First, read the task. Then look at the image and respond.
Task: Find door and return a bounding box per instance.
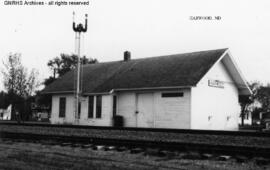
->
[136,93,154,127]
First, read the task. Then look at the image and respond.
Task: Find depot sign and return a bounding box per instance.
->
[208,79,224,88]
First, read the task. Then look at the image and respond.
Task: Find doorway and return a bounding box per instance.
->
[136,93,154,128]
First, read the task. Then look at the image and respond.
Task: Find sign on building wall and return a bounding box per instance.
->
[208,79,224,88]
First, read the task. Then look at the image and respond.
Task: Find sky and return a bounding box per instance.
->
[0,0,270,91]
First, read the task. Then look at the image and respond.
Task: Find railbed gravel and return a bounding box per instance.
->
[0,125,270,148]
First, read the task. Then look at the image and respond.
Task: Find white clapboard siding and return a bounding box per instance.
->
[79,95,113,126]
[137,93,154,127]
[51,94,113,126]
[191,59,240,130]
[117,90,191,129]
[117,92,137,127]
[51,94,75,124]
[154,90,191,129]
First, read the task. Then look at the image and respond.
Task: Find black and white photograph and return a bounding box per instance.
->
[0,0,270,169]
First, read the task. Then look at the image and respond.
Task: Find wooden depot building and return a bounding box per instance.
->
[42,48,251,130]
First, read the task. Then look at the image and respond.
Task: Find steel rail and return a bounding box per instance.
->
[1,131,270,158]
[0,121,269,137]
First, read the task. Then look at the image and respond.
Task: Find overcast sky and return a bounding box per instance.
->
[0,0,270,91]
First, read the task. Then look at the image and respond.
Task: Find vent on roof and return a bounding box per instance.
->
[124,51,131,61]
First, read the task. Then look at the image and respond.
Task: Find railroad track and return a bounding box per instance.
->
[1,130,270,159]
[0,121,269,137]
[1,121,270,159]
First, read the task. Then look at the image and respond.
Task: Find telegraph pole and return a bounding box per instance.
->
[72,12,88,123]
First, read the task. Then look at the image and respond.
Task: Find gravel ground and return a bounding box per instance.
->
[0,125,270,148]
[0,138,269,170]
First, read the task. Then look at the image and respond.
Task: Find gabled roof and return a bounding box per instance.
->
[212,50,252,95]
[43,48,248,94]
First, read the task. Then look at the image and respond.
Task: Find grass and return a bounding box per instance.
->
[0,139,269,170]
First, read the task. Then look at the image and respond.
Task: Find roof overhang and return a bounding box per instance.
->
[223,50,252,95]
[42,86,194,96]
[110,86,193,93]
[198,49,252,95]
[40,91,75,95]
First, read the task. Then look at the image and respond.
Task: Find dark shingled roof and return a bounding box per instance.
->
[42,48,227,94]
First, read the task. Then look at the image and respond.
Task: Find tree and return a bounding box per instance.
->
[47,54,98,78]
[2,53,40,97]
[239,81,270,125]
[26,69,40,96]
[239,95,253,126]
[1,53,40,120]
[44,54,97,86]
[255,84,270,112]
[239,81,261,126]
[40,54,98,109]
[252,107,263,123]
[2,53,21,96]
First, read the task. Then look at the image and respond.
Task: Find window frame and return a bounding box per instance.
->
[78,102,81,119]
[96,95,102,119]
[88,96,94,118]
[113,95,117,117]
[59,97,66,118]
[161,92,184,98]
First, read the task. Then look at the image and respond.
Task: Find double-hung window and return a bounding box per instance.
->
[88,95,102,119]
[96,95,102,118]
[59,97,66,118]
[88,96,94,118]
[113,95,117,117]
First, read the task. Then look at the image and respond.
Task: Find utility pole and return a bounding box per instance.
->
[72,12,88,123]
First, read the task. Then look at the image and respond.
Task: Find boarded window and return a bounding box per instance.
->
[96,95,102,118]
[113,95,117,117]
[88,96,94,118]
[162,92,184,98]
[59,97,66,118]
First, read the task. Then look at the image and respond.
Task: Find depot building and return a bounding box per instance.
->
[42,48,251,130]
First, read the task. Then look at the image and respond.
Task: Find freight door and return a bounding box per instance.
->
[136,93,154,128]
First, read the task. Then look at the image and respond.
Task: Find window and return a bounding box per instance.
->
[162,92,184,98]
[88,95,102,119]
[113,95,117,117]
[59,97,66,118]
[78,102,81,119]
[88,96,94,118]
[96,95,102,118]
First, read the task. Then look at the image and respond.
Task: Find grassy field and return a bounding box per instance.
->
[0,138,269,170]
